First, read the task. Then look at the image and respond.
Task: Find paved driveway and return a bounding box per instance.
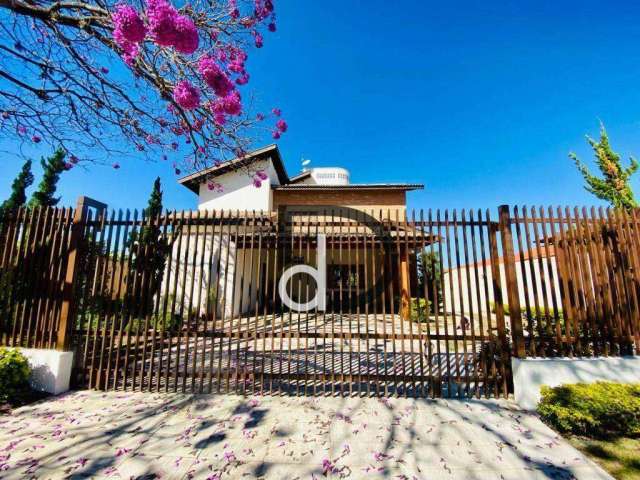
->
[0,391,610,479]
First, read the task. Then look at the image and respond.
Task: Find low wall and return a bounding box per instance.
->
[512,356,640,410]
[18,349,74,395]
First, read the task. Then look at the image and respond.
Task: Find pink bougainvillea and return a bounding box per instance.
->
[173,80,200,110]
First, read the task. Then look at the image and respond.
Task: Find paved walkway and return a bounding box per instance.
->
[0,391,611,479]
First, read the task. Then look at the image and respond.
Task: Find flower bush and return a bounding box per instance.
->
[0,347,31,403]
[538,382,640,438]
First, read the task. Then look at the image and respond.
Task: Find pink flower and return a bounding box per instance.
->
[146,0,198,53]
[256,170,268,180]
[113,4,146,43]
[256,113,265,121]
[198,56,234,97]
[69,155,79,164]
[276,119,287,132]
[17,125,26,135]
[272,130,280,139]
[229,0,239,19]
[31,135,41,143]
[272,107,281,116]
[254,31,263,48]
[268,22,276,32]
[235,73,249,85]
[214,90,242,115]
[100,67,109,74]
[252,178,262,188]
[173,80,200,110]
[147,0,179,46]
[172,15,199,54]
[64,162,73,170]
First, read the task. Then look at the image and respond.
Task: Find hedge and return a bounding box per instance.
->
[538,382,640,439]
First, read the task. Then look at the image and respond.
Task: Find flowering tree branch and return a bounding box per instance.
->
[0,0,287,182]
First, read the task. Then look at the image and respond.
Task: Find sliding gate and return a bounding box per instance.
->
[65,207,512,398]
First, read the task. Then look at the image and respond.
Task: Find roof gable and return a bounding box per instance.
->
[178,144,288,193]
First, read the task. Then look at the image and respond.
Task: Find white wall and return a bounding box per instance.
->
[197,159,279,212]
[160,232,261,319]
[512,356,640,410]
[17,348,73,395]
[442,256,562,314]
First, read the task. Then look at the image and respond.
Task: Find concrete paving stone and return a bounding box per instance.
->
[0,391,613,480]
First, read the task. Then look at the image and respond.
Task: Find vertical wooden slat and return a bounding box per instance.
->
[486,210,508,397]
[461,210,479,397]
[109,209,133,390]
[98,210,123,389]
[452,209,468,397]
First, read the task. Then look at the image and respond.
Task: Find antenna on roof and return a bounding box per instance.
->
[301,157,311,172]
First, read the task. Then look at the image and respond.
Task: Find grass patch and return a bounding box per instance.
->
[569,436,640,480]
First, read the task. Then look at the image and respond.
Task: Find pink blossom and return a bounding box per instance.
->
[211,92,241,117]
[100,67,109,74]
[31,135,41,143]
[69,155,79,164]
[254,31,263,48]
[147,0,198,53]
[17,125,26,135]
[113,4,146,43]
[272,130,280,139]
[268,22,276,32]
[147,0,179,47]
[276,119,287,132]
[256,113,265,121]
[272,107,281,116]
[235,73,249,85]
[64,162,73,170]
[252,178,262,188]
[172,15,199,54]
[198,56,234,97]
[229,0,239,19]
[256,170,268,180]
[173,80,200,110]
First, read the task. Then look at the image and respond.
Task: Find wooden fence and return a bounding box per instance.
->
[0,201,638,398]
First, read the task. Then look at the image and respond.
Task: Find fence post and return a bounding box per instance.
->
[56,196,107,351]
[498,205,526,358]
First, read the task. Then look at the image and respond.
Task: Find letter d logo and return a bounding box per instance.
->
[279,234,326,312]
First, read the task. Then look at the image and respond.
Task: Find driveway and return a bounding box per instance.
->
[0,391,610,479]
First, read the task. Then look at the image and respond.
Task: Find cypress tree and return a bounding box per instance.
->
[1,160,34,211]
[129,177,168,319]
[28,148,67,208]
[570,124,638,210]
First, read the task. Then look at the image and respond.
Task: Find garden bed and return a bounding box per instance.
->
[537,381,640,480]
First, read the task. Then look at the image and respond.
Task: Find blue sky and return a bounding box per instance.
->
[2,0,640,212]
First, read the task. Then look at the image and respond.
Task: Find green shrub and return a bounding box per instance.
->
[0,348,31,402]
[538,382,640,439]
[410,297,431,322]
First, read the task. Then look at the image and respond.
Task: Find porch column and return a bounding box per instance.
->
[400,247,411,320]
